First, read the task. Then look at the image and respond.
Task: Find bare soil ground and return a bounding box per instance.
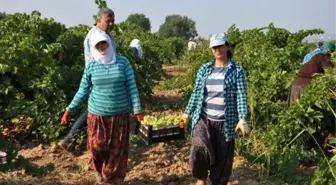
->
[0,142,260,185]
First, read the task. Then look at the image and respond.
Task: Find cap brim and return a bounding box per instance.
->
[209,40,226,48]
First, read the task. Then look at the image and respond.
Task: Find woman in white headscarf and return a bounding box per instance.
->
[130,39,143,58]
[61,31,144,184]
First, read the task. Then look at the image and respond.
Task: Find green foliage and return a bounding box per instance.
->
[158,14,198,40]
[0,11,175,143]
[126,13,151,31]
[232,25,323,127]
[56,25,91,100]
[225,24,242,50]
[164,37,187,60]
[0,11,69,143]
[0,139,54,177]
[238,25,332,182]
[92,0,108,21]
[95,0,107,8]
[113,22,168,97]
[0,11,66,44]
[239,46,334,183]
[0,12,7,19]
[311,158,336,185]
[310,103,336,184]
[179,40,212,89]
[157,77,187,91]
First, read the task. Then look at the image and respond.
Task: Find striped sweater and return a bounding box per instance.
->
[66,56,142,116]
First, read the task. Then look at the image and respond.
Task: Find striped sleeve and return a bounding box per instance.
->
[66,68,92,113]
[236,66,248,120]
[124,58,142,114]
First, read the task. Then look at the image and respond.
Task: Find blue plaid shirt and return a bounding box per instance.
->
[185,60,248,141]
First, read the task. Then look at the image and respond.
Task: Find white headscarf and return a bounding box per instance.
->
[130,39,143,58]
[90,31,116,65]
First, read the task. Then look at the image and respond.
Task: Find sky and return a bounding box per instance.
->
[1,0,335,38]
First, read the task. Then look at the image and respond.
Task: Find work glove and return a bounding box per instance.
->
[235,119,250,137]
[61,111,71,126]
[179,114,189,128]
[135,113,144,123]
[311,73,322,77]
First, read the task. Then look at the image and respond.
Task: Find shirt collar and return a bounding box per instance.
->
[93,26,104,32]
[93,26,112,36]
[207,59,233,69]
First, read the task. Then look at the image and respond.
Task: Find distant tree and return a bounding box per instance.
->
[95,0,107,8]
[158,14,198,40]
[125,13,151,31]
[93,0,108,21]
[0,12,7,20]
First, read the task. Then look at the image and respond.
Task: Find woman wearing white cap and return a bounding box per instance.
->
[61,31,144,184]
[180,33,249,185]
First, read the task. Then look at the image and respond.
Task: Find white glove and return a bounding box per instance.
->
[235,119,250,137]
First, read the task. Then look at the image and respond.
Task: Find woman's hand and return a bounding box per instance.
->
[179,114,189,128]
[235,119,250,137]
[61,111,71,126]
[311,73,322,77]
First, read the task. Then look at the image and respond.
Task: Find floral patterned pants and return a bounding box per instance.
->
[87,112,130,185]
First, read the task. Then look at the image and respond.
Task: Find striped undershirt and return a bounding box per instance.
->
[201,66,229,121]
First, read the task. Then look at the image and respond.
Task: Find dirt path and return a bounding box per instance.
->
[0,142,260,185]
[0,65,260,185]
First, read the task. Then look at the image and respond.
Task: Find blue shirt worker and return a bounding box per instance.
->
[180,33,249,185]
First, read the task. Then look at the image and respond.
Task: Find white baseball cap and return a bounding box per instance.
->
[209,33,228,48]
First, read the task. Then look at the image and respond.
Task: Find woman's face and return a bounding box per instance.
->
[95,41,109,54]
[211,45,228,60]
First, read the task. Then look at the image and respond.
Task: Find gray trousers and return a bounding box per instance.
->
[287,84,304,107]
[190,116,235,185]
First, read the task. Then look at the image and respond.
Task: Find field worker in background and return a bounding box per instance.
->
[180,33,249,185]
[130,39,143,58]
[61,31,144,184]
[58,8,118,150]
[188,38,197,50]
[302,41,333,64]
[288,41,335,106]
